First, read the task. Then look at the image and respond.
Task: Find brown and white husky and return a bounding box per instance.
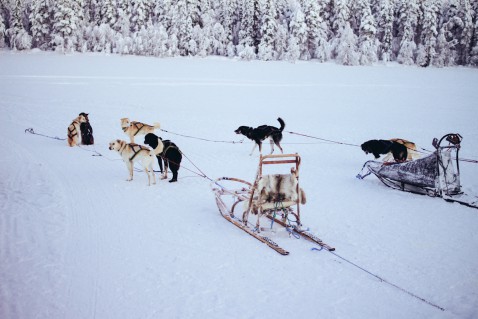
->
[67,114,87,147]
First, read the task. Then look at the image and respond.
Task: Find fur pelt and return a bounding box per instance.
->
[257,171,306,205]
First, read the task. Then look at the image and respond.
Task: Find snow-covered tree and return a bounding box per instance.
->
[29,0,52,49]
[416,0,440,67]
[440,0,473,65]
[332,0,350,35]
[287,1,308,61]
[86,0,101,25]
[197,1,215,57]
[130,0,152,32]
[169,0,194,55]
[151,23,169,57]
[217,0,236,57]
[258,0,278,60]
[115,8,131,37]
[377,0,393,62]
[6,0,31,50]
[52,0,83,52]
[100,0,117,28]
[396,0,420,65]
[156,0,172,31]
[457,0,474,64]
[274,23,288,59]
[331,0,357,62]
[114,0,131,32]
[470,16,478,65]
[211,22,227,55]
[238,0,256,59]
[434,27,456,67]
[357,0,378,65]
[302,0,329,61]
[0,11,5,48]
[336,23,359,65]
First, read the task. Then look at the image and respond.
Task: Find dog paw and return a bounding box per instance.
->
[161,176,167,180]
[169,179,177,183]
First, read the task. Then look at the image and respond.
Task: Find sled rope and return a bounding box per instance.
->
[160,128,244,144]
[25,128,66,141]
[312,248,445,312]
[78,145,104,157]
[24,127,478,167]
[157,127,478,163]
[286,131,361,147]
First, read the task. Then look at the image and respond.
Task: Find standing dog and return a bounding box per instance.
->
[234,117,285,155]
[121,118,160,143]
[361,139,409,162]
[109,139,156,186]
[67,114,87,147]
[79,112,94,145]
[144,133,182,183]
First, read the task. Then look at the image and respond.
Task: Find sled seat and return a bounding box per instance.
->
[253,171,306,210]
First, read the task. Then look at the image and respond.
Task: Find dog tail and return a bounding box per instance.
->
[153,122,161,129]
[277,117,285,131]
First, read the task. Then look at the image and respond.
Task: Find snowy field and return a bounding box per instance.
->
[1,50,478,319]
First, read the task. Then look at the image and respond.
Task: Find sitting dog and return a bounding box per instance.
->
[361,139,409,162]
[144,133,182,183]
[234,117,285,155]
[109,139,156,186]
[67,113,87,147]
[121,118,160,143]
[79,112,94,145]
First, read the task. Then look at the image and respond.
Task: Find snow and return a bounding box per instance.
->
[1,50,478,319]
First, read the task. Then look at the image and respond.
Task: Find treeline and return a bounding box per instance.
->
[1,0,478,67]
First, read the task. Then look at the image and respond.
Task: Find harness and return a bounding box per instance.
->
[126,143,149,161]
[159,141,180,157]
[162,144,179,156]
[123,122,152,136]
[68,120,79,138]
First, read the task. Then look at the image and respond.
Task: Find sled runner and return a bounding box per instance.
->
[357,133,478,209]
[211,153,334,255]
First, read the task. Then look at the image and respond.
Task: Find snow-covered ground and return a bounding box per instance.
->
[1,50,477,319]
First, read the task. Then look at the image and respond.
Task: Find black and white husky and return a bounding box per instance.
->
[234,117,285,155]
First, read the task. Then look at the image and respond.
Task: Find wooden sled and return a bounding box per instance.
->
[212,154,334,255]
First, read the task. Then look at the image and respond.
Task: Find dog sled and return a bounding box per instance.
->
[357,133,478,209]
[211,153,334,255]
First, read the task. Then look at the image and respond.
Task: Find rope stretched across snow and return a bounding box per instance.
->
[25,126,478,165]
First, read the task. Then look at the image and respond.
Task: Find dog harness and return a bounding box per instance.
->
[68,120,80,138]
[159,141,181,158]
[123,122,153,136]
[128,143,149,161]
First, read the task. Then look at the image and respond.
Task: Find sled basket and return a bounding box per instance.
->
[357,133,477,209]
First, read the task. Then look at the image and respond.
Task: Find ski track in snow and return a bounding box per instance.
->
[1,51,477,319]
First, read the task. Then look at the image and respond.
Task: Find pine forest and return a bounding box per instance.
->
[1,0,478,67]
